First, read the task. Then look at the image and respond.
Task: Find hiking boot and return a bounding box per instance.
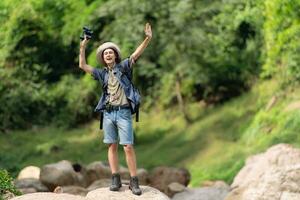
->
[129,176,142,195]
[109,173,122,191]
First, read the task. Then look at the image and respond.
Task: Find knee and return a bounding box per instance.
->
[123,145,134,154]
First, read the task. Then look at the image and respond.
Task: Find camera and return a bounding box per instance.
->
[80,26,93,40]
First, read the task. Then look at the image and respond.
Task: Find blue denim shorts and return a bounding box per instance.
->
[103,108,133,145]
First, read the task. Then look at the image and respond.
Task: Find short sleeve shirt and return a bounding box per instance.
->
[91,57,135,107]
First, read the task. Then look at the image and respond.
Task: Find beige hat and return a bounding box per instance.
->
[96,42,121,65]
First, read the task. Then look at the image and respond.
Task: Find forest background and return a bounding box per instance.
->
[1,0,300,188]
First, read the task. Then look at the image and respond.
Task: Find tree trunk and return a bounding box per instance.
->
[175,74,192,123]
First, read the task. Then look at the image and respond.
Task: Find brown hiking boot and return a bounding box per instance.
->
[109,173,122,191]
[129,176,142,195]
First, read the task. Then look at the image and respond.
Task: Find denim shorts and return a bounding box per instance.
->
[102,108,133,145]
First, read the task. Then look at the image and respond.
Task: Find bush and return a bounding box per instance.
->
[49,74,99,128]
[0,169,21,199]
[0,68,50,130]
[0,71,99,130]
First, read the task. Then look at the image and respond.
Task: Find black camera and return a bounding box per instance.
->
[80,26,93,40]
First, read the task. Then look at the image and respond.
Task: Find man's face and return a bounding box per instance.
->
[103,48,116,65]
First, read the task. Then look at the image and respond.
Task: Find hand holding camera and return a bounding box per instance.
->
[80,26,93,40]
[80,26,93,48]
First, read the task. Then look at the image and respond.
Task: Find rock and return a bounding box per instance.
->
[136,168,150,185]
[3,191,15,200]
[87,186,170,200]
[18,188,37,194]
[201,180,230,190]
[166,182,185,197]
[172,187,230,200]
[87,179,111,191]
[40,160,88,191]
[213,181,230,190]
[10,186,170,200]
[10,193,86,200]
[17,166,40,180]
[86,161,111,185]
[53,186,63,193]
[60,185,88,196]
[149,166,190,194]
[226,143,300,200]
[73,163,89,188]
[281,192,300,200]
[14,178,49,193]
[86,162,149,185]
[227,165,300,200]
[119,165,130,180]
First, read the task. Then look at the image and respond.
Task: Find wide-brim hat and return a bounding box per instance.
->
[96,42,121,65]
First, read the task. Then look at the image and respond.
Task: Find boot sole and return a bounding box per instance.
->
[110,184,122,191]
[129,186,142,195]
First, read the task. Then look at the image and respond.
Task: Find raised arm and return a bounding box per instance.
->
[79,37,94,74]
[130,23,152,64]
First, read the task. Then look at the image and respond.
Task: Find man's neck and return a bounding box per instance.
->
[107,62,115,70]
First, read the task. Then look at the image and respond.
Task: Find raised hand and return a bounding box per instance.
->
[145,23,152,39]
[80,36,89,48]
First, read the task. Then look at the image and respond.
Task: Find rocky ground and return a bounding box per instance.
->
[4,143,300,200]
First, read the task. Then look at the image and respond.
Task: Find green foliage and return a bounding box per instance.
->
[262,0,300,84]
[0,169,21,199]
[242,86,300,150]
[0,71,98,129]
[49,74,98,127]
[0,0,297,131]
[0,0,102,130]
[156,0,263,105]
[0,68,50,130]
[88,0,264,106]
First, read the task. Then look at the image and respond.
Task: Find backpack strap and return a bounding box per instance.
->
[135,105,139,122]
[100,112,104,130]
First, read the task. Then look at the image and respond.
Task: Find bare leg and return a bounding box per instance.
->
[123,144,137,176]
[108,143,119,173]
[124,144,142,195]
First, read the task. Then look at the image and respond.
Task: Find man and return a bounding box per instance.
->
[79,23,152,195]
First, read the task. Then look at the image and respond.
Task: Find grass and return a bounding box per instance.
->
[0,123,107,177]
[1,79,300,187]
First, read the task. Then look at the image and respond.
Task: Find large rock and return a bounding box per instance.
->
[119,165,130,180]
[86,162,149,185]
[60,185,89,196]
[226,143,300,200]
[10,186,170,200]
[166,182,186,197]
[172,187,230,200]
[136,168,150,185]
[87,179,111,191]
[40,160,88,191]
[14,178,49,193]
[10,193,85,200]
[17,188,37,194]
[86,161,111,185]
[87,186,170,200]
[149,166,190,194]
[17,166,40,180]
